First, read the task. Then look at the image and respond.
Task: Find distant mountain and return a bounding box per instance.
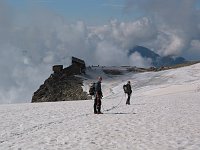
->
[128,46,186,67]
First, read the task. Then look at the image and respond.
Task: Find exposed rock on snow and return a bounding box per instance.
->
[32,75,89,103]
[32,57,89,103]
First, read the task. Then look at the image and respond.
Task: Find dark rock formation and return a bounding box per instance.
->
[31,57,89,103]
[32,74,89,103]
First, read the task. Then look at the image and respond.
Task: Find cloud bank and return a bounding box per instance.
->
[0,0,200,104]
[125,0,200,58]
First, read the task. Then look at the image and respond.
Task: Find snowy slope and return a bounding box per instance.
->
[1,64,200,150]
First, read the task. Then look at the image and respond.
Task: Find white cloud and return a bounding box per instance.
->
[184,40,200,60]
[191,40,200,49]
[91,18,157,50]
[129,52,152,68]
[125,0,200,57]
[95,41,128,66]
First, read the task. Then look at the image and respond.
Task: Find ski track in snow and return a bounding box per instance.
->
[1,64,200,149]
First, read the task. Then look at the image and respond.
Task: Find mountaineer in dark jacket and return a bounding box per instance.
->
[94,76,103,114]
[126,81,132,105]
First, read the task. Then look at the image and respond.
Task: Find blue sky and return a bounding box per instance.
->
[7,0,142,25]
[6,0,200,25]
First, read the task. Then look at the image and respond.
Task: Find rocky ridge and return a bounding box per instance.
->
[32,74,89,103]
[32,57,89,103]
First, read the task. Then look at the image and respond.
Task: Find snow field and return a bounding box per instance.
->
[1,64,200,149]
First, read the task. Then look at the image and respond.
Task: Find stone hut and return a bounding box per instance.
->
[51,57,86,77]
[62,57,86,76]
[71,56,86,74]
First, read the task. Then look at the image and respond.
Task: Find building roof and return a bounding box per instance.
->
[72,56,85,65]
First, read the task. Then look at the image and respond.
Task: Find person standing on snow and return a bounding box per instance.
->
[94,76,103,114]
[125,81,132,105]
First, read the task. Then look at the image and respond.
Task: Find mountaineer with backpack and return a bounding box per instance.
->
[89,76,103,114]
[123,81,132,105]
[94,76,103,114]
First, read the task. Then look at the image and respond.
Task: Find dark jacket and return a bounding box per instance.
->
[126,83,132,95]
[95,81,102,96]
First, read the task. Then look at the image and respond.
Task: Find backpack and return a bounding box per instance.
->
[89,83,95,95]
[123,84,128,94]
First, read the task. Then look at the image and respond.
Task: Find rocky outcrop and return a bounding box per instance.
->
[32,74,89,103]
[32,57,89,103]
